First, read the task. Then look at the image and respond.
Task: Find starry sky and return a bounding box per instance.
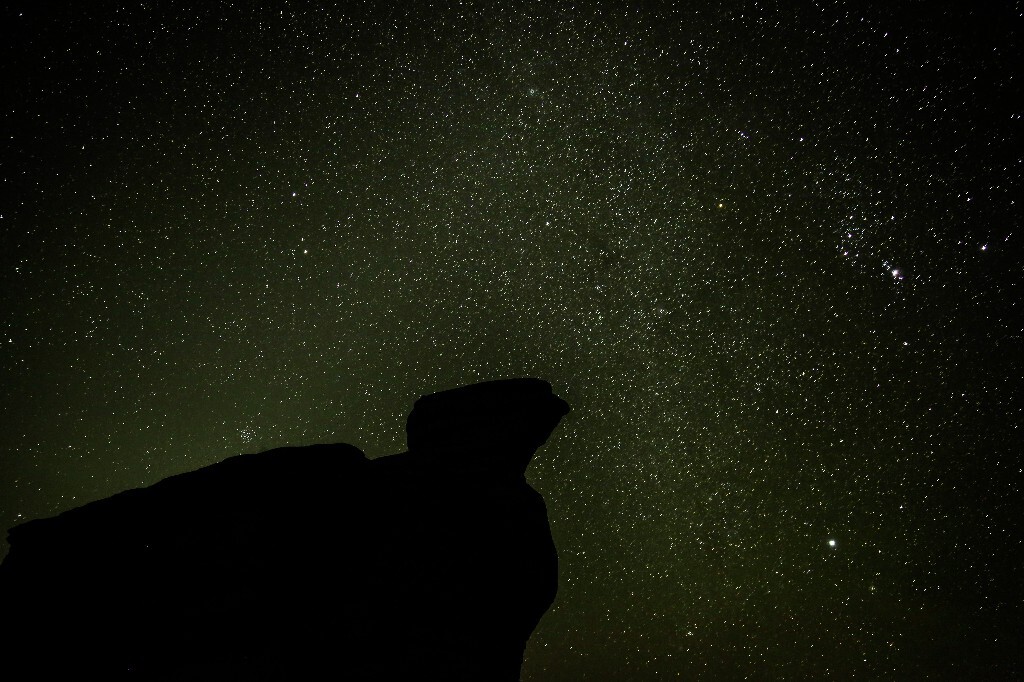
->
[1,1,1020,678]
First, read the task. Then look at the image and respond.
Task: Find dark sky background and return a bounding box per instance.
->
[1,1,1020,678]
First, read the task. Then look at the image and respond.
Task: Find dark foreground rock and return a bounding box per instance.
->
[0,378,569,681]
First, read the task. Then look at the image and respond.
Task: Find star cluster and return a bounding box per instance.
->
[1,2,1019,678]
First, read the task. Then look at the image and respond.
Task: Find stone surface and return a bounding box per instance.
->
[0,379,569,681]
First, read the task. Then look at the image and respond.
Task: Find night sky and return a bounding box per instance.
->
[1,1,1020,679]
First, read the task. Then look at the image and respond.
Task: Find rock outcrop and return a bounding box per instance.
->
[0,378,569,681]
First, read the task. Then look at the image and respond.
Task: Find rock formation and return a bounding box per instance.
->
[0,378,570,681]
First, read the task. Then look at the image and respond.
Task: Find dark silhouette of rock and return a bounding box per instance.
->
[0,378,570,681]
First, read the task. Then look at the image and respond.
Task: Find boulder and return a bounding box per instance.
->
[0,378,569,681]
